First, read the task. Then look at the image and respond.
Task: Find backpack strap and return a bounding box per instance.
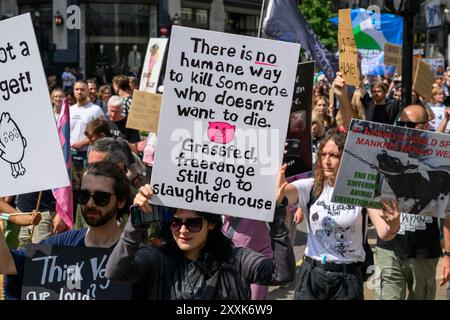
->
[304,184,317,234]
[361,207,368,243]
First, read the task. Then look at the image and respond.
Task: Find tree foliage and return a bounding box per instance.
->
[299,0,338,52]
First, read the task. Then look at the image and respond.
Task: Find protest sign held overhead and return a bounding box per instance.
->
[0,14,70,197]
[284,61,314,180]
[384,42,402,74]
[413,59,434,99]
[139,38,168,93]
[126,90,162,132]
[332,119,450,219]
[338,9,360,87]
[150,26,300,222]
[22,245,132,300]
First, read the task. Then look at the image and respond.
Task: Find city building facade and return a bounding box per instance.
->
[0,0,262,82]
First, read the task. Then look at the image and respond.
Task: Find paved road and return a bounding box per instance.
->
[268,218,448,300]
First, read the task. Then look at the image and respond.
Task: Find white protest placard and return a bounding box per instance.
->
[332,119,450,219]
[0,14,70,197]
[150,26,300,222]
[139,38,168,93]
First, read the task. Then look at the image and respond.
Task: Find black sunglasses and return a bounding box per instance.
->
[397,120,428,128]
[76,189,115,207]
[170,217,204,233]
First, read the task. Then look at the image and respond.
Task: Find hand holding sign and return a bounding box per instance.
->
[333,72,348,99]
[379,199,401,232]
[276,164,288,204]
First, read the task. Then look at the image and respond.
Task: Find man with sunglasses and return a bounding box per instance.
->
[74,137,141,231]
[0,162,132,299]
[375,104,450,300]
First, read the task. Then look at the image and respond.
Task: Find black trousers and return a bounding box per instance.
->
[293,258,364,300]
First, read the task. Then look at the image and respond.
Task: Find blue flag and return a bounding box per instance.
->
[263,0,338,81]
[329,9,403,49]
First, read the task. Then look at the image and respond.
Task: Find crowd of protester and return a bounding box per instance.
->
[0,61,449,301]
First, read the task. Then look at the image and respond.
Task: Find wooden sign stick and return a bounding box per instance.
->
[29,191,43,242]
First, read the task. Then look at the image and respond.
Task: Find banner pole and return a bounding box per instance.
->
[29,191,42,242]
[257,0,267,38]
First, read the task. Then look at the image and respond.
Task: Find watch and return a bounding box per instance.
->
[444,251,450,257]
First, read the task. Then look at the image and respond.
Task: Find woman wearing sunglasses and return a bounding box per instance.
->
[106,167,296,300]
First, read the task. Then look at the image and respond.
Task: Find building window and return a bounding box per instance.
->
[86,4,150,37]
[226,12,259,36]
[84,3,157,84]
[19,4,53,72]
[181,7,209,29]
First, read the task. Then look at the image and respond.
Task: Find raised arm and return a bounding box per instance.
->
[367,199,401,241]
[277,164,299,205]
[333,72,357,129]
[106,184,158,283]
[436,108,450,133]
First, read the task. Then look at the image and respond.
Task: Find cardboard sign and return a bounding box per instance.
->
[422,57,445,76]
[331,119,450,219]
[139,38,168,93]
[150,26,300,222]
[413,59,434,99]
[384,42,402,74]
[338,9,360,87]
[126,90,162,132]
[0,14,70,197]
[22,245,132,300]
[284,61,314,180]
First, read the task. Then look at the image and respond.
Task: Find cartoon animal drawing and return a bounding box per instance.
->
[207,121,235,144]
[376,150,450,214]
[0,112,27,178]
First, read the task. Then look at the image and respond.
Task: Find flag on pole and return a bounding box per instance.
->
[329,9,403,50]
[263,0,338,81]
[52,98,74,229]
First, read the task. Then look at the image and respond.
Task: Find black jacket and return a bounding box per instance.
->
[360,92,402,125]
[106,204,295,300]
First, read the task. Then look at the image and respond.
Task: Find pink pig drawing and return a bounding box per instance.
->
[207,121,236,144]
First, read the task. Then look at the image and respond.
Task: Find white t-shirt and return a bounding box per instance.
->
[429,105,450,132]
[70,102,105,150]
[62,71,76,87]
[292,178,365,264]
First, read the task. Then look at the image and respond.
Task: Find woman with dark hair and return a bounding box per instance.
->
[282,129,401,300]
[106,169,296,300]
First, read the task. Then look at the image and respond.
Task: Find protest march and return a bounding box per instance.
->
[1,0,450,304]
